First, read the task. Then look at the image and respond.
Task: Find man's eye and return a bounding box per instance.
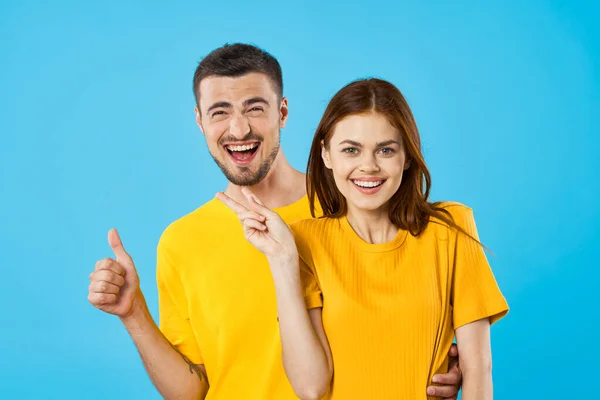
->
[248,107,263,113]
[212,111,225,117]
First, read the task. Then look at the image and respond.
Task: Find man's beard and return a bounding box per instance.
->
[211,131,281,186]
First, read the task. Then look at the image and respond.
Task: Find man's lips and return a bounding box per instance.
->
[224,142,261,165]
[224,141,260,152]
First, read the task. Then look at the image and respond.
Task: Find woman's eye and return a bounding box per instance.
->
[343,148,358,154]
[379,147,395,155]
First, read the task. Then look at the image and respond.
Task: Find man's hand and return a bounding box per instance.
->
[88,229,142,318]
[426,343,462,399]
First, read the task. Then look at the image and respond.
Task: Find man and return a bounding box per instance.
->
[88,43,462,399]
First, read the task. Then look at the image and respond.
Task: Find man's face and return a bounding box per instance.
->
[195,73,288,186]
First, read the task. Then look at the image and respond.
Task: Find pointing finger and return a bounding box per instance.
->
[216,192,249,214]
[238,211,266,223]
[241,188,273,216]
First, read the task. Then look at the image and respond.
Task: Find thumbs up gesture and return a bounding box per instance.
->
[88,229,142,318]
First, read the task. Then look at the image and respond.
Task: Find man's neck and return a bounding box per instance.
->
[224,151,306,210]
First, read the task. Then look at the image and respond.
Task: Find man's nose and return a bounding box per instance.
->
[229,114,251,139]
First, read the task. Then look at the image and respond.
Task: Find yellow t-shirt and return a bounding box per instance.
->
[157,195,314,400]
[291,203,509,400]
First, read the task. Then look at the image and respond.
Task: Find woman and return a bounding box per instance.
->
[217,78,508,399]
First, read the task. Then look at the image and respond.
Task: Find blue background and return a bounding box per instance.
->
[1,0,598,398]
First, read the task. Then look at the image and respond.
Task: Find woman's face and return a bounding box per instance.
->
[322,112,410,215]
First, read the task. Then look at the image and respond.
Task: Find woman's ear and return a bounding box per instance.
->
[321,140,332,169]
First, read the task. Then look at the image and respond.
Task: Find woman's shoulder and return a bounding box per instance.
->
[289,217,341,265]
[290,216,341,239]
[423,201,479,240]
[430,201,474,224]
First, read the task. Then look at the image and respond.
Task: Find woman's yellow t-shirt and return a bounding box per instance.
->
[290,203,509,399]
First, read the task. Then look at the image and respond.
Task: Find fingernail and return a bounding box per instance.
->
[432,376,440,383]
[427,387,435,395]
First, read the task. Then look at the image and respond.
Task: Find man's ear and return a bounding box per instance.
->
[194,106,204,135]
[279,97,289,129]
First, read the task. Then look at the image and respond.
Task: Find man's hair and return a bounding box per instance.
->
[192,43,283,108]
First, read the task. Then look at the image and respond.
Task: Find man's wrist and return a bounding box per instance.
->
[119,292,153,334]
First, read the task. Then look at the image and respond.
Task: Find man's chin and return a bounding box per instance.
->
[221,164,266,186]
[211,146,277,187]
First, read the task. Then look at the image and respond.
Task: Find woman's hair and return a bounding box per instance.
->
[307,78,473,238]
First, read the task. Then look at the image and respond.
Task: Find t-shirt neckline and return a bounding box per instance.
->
[340,215,409,253]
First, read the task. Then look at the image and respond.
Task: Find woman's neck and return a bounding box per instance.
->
[345,206,399,244]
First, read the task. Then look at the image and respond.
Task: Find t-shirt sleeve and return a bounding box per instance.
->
[291,222,323,309]
[156,231,204,364]
[299,256,323,309]
[450,206,509,329]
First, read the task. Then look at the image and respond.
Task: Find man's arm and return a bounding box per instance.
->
[88,229,209,400]
[121,299,209,400]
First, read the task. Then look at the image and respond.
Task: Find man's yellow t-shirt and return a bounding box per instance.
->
[291,203,509,400]
[156,195,313,400]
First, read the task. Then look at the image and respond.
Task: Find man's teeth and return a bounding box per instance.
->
[353,180,383,188]
[227,143,259,152]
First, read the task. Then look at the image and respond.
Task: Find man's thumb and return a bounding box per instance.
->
[108,228,133,265]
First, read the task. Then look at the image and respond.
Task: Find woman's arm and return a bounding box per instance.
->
[216,188,333,400]
[454,318,493,400]
[269,253,333,400]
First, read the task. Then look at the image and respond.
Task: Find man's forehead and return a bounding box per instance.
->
[199,73,276,105]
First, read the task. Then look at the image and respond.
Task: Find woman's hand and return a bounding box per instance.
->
[216,187,297,260]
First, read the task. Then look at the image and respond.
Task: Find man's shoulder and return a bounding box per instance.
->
[159,198,228,247]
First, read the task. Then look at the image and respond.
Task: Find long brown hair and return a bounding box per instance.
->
[307,78,473,239]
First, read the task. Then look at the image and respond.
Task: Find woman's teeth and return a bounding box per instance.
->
[352,180,384,188]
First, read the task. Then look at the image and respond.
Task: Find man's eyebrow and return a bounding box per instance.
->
[243,97,269,108]
[206,101,233,114]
